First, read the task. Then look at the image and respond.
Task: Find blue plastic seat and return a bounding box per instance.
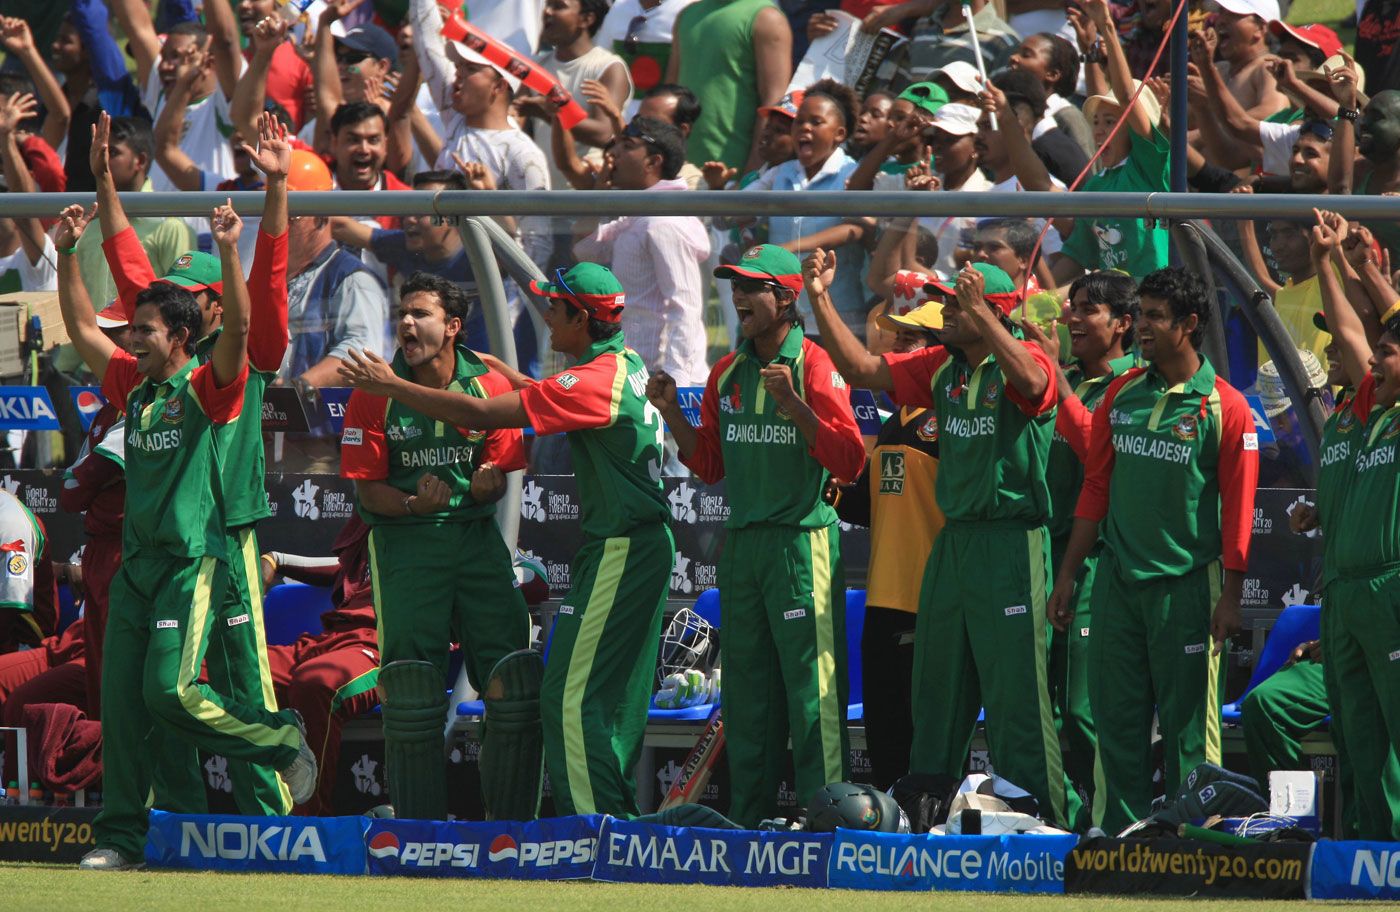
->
[1222,603,1321,724]
[262,582,332,647]
[846,589,865,722]
[56,583,80,635]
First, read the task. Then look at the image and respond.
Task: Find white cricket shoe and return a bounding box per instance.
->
[279,709,319,805]
[79,848,143,870]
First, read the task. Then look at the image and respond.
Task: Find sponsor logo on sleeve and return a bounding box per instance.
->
[155,619,179,630]
[341,427,363,446]
[1004,605,1027,617]
[5,552,27,578]
[1242,433,1258,451]
[1184,643,1206,655]
[556,373,580,390]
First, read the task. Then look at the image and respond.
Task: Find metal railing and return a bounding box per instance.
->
[1,190,1398,219]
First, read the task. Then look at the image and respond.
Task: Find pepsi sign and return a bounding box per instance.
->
[364,816,601,880]
[69,387,106,431]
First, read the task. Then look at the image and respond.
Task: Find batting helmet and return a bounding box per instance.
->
[805,782,910,834]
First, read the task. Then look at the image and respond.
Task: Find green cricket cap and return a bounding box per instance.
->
[529,262,627,322]
[713,243,804,292]
[898,82,949,117]
[160,251,224,294]
[924,263,1021,315]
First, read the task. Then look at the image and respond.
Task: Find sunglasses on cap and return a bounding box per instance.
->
[623,14,646,53]
[620,119,662,151]
[1299,119,1334,141]
[336,49,372,67]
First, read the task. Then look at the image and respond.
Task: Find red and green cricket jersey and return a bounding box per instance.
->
[339,348,525,525]
[682,329,865,530]
[102,351,248,560]
[1075,358,1259,580]
[104,227,290,528]
[1328,375,1400,577]
[884,342,1059,525]
[518,333,669,540]
[1315,388,1356,590]
[1048,355,1140,540]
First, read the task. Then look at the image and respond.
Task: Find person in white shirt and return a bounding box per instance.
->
[520,0,633,194]
[574,117,710,386]
[918,102,993,278]
[410,0,552,268]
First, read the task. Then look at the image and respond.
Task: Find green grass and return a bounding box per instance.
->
[0,865,1350,912]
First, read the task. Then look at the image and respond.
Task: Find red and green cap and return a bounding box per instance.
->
[529,262,627,322]
[923,263,1021,315]
[713,244,804,293]
[1313,310,1329,333]
[160,251,224,295]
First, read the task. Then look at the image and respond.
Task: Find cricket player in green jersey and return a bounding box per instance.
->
[1024,271,1139,819]
[647,244,866,827]
[1052,267,1258,836]
[340,272,530,821]
[94,112,298,816]
[806,250,1079,830]
[58,201,314,870]
[339,262,672,819]
[1301,210,1400,839]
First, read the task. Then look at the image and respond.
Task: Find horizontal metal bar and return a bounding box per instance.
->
[1,190,1397,219]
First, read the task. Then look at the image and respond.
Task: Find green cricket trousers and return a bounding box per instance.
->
[910,521,1077,830]
[721,523,848,828]
[541,523,673,817]
[1088,552,1227,835]
[95,554,302,861]
[1323,569,1400,840]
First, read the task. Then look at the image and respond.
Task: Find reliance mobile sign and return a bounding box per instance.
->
[829,830,1077,893]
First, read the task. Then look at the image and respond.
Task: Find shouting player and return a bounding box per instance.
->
[647,244,865,827]
[805,249,1079,830]
[339,262,672,819]
[59,198,314,871]
[340,272,530,821]
[1051,267,1258,835]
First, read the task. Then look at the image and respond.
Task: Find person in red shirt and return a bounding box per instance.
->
[236,0,316,130]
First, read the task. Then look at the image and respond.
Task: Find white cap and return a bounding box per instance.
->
[1083,79,1162,127]
[933,61,984,96]
[448,40,523,93]
[929,102,982,137]
[1212,0,1281,21]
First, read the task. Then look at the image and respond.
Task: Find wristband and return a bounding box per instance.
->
[1336,107,1359,122]
[58,245,77,255]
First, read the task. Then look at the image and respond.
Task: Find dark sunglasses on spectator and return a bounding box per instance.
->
[623,15,646,53]
[336,49,372,66]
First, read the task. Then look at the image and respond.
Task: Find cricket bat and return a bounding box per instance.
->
[658,705,725,810]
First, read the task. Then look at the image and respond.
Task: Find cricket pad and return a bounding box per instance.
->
[378,660,448,821]
[480,649,544,821]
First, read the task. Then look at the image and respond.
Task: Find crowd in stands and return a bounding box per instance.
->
[0,0,1398,836]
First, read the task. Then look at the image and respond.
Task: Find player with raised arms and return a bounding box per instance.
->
[58,195,315,870]
[338,262,672,819]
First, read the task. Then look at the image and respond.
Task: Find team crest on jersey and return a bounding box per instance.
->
[6,551,27,577]
[464,429,487,444]
[1337,409,1358,433]
[1172,414,1199,442]
[162,399,185,425]
[719,383,742,415]
[944,380,964,403]
[916,415,939,441]
[555,373,580,390]
[981,381,1002,407]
